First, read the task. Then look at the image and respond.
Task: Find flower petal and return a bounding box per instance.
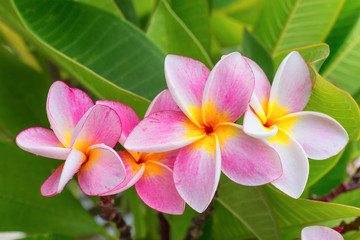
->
[102,151,145,195]
[267,51,312,120]
[16,127,70,159]
[141,150,179,169]
[124,111,205,153]
[145,89,181,117]
[203,52,254,126]
[47,81,94,147]
[41,149,86,196]
[245,57,271,122]
[165,55,210,126]
[135,161,185,214]
[275,111,349,160]
[78,144,126,195]
[70,105,122,152]
[96,100,140,145]
[243,108,278,139]
[269,129,309,198]
[301,226,344,240]
[173,134,221,212]
[216,123,282,185]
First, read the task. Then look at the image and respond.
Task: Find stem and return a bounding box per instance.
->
[97,195,132,240]
[184,191,218,240]
[338,217,360,234]
[158,212,170,240]
[310,168,360,202]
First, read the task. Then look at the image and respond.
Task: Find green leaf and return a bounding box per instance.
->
[213,176,281,240]
[305,69,360,141]
[242,28,274,80]
[21,234,77,240]
[321,17,360,95]
[0,142,105,235]
[0,45,51,138]
[113,0,140,26]
[165,207,197,240]
[75,0,124,19]
[334,188,360,208]
[12,0,169,115]
[264,186,360,232]
[146,0,212,67]
[253,0,345,54]
[170,0,211,54]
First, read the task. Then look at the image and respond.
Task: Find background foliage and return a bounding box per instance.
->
[0,0,360,239]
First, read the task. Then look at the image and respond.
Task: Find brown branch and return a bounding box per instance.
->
[310,168,360,202]
[184,191,218,240]
[338,217,360,234]
[97,195,132,240]
[158,212,170,240]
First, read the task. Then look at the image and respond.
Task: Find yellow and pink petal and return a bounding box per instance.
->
[46,81,94,147]
[202,52,254,126]
[16,127,70,160]
[77,144,126,195]
[267,51,312,120]
[165,55,210,126]
[268,129,309,198]
[70,105,122,152]
[135,161,185,215]
[124,111,205,153]
[216,123,282,186]
[275,111,348,160]
[96,100,140,145]
[243,108,278,139]
[173,134,221,213]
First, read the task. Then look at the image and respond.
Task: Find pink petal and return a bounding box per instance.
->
[142,150,179,170]
[78,144,126,195]
[269,129,309,198]
[267,51,312,120]
[216,123,282,185]
[16,127,70,160]
[124,111,205,153]
[245,57,271,123]
[301,226,344,240]
[135,161,185,215]
[102,151,145,195]
[243,108,278,139]
[41,149,86,196]
[96,100,140,145]
[173,135,221,212]
[275,111,349,160]
[47,81,94,147]
[145,89,181,117]
[202,52,254,126]
[70,105,122,152]
[165,55,210,126]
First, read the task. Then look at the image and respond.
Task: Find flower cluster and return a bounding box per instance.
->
[16,51,348,215]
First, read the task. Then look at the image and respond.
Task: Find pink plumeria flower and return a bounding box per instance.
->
[16,81,126,196]
[243,51,349,198]
[97,97,185,214]
[124,53,282,212]
[301,226,344,240]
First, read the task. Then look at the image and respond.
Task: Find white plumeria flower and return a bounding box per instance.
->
[302,226,343,240]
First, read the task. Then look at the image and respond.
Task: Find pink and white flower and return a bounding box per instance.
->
[98,97,185,215]
[301,226,343,240]
[124,53,282,212]
[243,51,349,198]
[16,81,126,196]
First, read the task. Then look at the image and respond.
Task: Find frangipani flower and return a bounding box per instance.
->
[301,226,343,240]
[124,53,282,212]
[98,97,185,214]
[243,51,349,198]
[16,81,126,196]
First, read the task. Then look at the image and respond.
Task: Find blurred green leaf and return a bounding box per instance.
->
[75,0,124,18]
[11,0,169,116]
[147,0,212,67]
[253,0,345,54]
[334,188,360,208]
[0,45,51,137]
[0,141,105,235]
[213,176,281,240]
[21,234,76,240]
[114,0,140,26]
[321,17,360,95]
[170,0,211,54]
[165,207,197,240]
[242,28,274,80]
